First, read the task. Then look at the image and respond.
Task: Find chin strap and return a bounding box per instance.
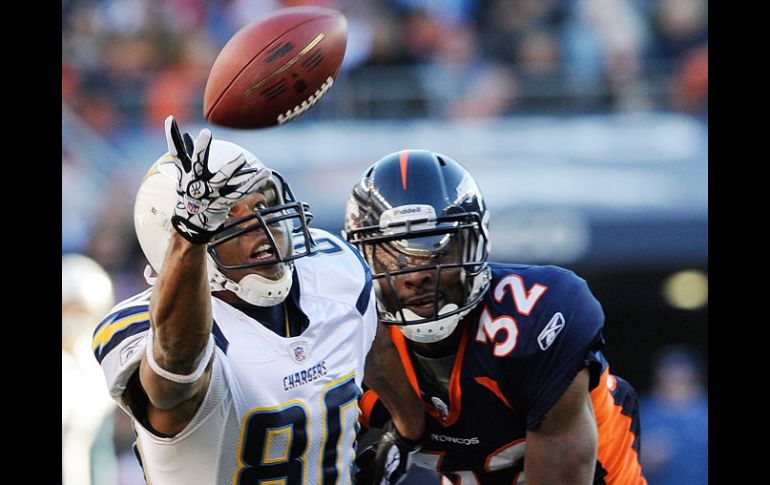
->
[390,267,492,344]
[207,262,293,307]
[397,304,463,343]
[144,259,294,307]
[234,273,292,306]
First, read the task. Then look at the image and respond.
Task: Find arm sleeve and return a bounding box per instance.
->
[359,387,393,429]
[512,275,605,430]
[94,293,230,440]
[91,302,151,400]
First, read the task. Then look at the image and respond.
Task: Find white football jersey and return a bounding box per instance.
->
[92,229,378,485]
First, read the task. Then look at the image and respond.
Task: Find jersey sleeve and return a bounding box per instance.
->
[358,386,392,429]
[91,291,152,400]
[507,272,605,430]
[296,229,374,310]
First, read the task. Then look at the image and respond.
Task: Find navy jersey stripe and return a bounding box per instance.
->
[95,321,150,363]
[212,321,229,354]
[356,275,373,316]
[97,320,227,363]
[594,462,609,484]
[339,237,373,315]
[93,305,149,337]
[612,375,642,456]
[131,442,148,484]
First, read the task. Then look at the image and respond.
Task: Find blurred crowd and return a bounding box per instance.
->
[62,0,708,295]
[640,346,708,484]
[63,0,708,138]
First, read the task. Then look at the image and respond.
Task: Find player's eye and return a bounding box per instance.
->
[431,250,449,261]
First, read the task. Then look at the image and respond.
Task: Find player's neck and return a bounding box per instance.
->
[229,298,308,338]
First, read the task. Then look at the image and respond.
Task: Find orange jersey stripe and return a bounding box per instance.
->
[359,389,381,428]
[388,325,470,427]
[389,326,422,394]
[474,376,514,411]
[591,369,646,484]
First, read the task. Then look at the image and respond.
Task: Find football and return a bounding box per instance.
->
[203,7,348,129]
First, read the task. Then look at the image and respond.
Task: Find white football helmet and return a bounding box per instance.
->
[62,254,115,344]
[134,139,314,306]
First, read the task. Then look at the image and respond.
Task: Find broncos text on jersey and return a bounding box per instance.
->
[361,263,645,484]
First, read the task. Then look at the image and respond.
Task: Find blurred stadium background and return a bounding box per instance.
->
[62,0,707,484]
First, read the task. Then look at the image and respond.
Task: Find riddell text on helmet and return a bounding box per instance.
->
[277,76,334,125]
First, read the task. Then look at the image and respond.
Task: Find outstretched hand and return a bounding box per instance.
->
[165,115,270,244]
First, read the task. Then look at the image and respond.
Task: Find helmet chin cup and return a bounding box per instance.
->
[208,257,293,306]
[232,271,293,306]
[397,304,461,343]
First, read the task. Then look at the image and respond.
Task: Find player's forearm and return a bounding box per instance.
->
[149,233,213,373]
[524,436,597,484]
[364,324,425,440]
[524,370,598,484]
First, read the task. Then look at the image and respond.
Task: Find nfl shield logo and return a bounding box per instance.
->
[186,198,201,214]
[290,341,309,364]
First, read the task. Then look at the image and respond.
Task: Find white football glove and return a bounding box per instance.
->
[165,115,271,244]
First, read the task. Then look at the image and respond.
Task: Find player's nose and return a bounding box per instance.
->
[401,268,434,290]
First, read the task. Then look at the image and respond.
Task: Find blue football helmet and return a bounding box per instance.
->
[344,150,491,343]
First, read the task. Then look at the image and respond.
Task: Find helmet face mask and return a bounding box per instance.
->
[208,172,314,272]
[344,150,491,343]
[134,140,315,306]
[349,211,488,326]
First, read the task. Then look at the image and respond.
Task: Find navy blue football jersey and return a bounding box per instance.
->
[361,263,644,484]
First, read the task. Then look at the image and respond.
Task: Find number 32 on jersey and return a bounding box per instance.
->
[475,275,548,357]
